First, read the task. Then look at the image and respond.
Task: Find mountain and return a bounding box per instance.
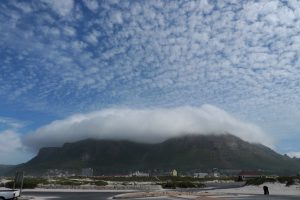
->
[0,165,15,176]
[13,134,300,175]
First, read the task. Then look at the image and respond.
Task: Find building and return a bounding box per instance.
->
[207,168,220,178]
[170,169,178,177]
[194,172,208,178]
[46,169,73,177]
[130,171,150,177]
[81,168,93,177]
[238,171,262,181]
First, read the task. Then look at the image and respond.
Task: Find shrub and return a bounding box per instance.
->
[278,176,294,184]
[94,180,108,186]
[5,178,48,189]
[161,181,205,189]
[161,181,176,189]
[286,179,295,187]
[56,180,82,186]
[245,178,276,186]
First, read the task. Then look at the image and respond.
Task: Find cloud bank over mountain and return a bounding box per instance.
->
[24,105,273,150]
[0,130,33,164]
[1,0,299,163]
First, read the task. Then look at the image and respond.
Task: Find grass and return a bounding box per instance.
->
[54,178,108,186]
[94,180,108,186]
[8,175,299,189]
[93,175,235,182]
[5,177,48,189]
[161,181,206,189]
[246,176,299,186]
[55,179,82,186]
[286,179,295,187]
[3,177,109,188]
[245,177,276,185]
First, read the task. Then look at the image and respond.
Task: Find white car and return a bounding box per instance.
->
[0,189,20,200]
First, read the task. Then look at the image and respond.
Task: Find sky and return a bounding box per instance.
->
[0,0,300,164]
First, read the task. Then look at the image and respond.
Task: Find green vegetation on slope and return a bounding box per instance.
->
[12,135,300,175]
[245,176,300,186]
[161,181,206,189]
[4,177,48,189]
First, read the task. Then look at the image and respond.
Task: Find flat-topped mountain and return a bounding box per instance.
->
[14,134,300,175]
[0,165,15,176]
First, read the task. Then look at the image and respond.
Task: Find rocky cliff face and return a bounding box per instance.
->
[13,134,300,175]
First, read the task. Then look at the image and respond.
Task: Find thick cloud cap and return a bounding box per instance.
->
[24,105,273,149]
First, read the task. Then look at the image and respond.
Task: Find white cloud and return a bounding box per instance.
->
[287,151,300,158]
[0,130,23,153]
[0,117,25,129]
[83,0,99,12]
[42,0,74,16]
[110,11,123,25]
[1,0,300,155]
[24,104,273,150]
[84,31,100,44]
[0,130,33,164]
[13,2,32,13]
[63,26,76,37]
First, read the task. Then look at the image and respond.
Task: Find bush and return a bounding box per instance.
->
[278,176,294,184]
[94,180,108,186]
[245,178,276,186]
[246,176,299,187]
[161,181,205,189]
[5,178,48,189]
[56,180,82,186]
[286,179,295,187]
[161,182,176,189]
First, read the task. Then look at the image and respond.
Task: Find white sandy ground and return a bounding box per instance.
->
[112,190,227,199]
[23,188,136,192]
[14,183,300,200]
[110,183,300,199]
[206,182,300,196]
[19,196,60,200]
[18,188,135,200]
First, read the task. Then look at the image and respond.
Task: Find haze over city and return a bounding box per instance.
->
[1,0,300,165]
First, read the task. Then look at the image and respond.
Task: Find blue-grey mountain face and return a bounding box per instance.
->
[15,134,300,175]
[0,165,15,176]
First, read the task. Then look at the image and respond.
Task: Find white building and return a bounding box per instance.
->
[130,171,149,177]
[194,172,208,178]
[81,168,93,177]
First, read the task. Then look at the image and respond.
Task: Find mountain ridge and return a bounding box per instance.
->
[12,134,300,175]
[0,165,15,176]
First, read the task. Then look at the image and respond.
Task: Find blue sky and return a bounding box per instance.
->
[1,0,300,164]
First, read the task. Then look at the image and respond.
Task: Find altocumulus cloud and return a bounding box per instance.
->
[24,105,273,150]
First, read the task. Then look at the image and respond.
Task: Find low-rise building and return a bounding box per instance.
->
[81,168,93,177]
[170,169,178,177]
[238,171,262,181]
[130,171,149,177]
[193,172,208,178]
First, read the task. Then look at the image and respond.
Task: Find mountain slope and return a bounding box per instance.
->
[15,134,300,175]
[0,165,15,176]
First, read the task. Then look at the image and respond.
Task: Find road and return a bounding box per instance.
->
[22,191,120,200]
[222,194,300,200]
[22,191,174,200]
[23,191,300,200]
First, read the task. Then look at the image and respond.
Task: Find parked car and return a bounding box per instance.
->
[0,189,20,200]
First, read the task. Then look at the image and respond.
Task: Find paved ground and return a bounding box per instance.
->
[22,191,178,200]
[216,194,300,200]
[22,191,121,200]
[22,190,300,200]
[22,191,217,200]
